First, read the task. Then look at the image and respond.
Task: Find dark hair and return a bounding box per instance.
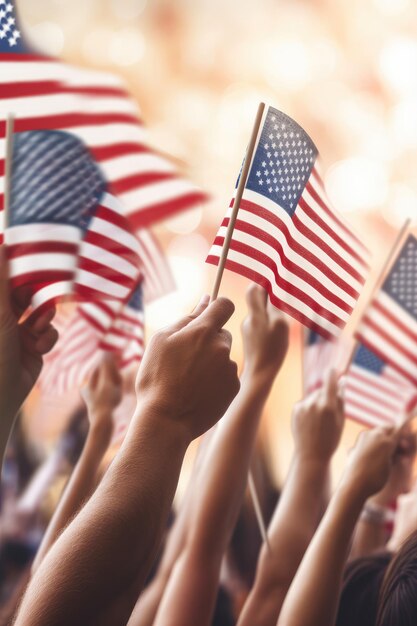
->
[336,552,392,626]
[376,530,417,626]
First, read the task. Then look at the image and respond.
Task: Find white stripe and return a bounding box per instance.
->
[31,280,73,309]
[80,302,119,330]
[101,153,174,181]
[0,61,127,88]
[0,93,138,118]
[376,291,417,337]
[89,216,139,256]
[121,178,201,213]
[67,124,147,148]
[208,241,340,336]
[213,222,350,322]
[5,223,80,245]
[9,252,75,277]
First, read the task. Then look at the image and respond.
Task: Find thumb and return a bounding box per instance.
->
[168,294,210,333]
[188,297,235,332]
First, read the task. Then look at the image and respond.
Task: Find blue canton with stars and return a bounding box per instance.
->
[246,107,318,217]
[10,130,107,230]
[0,1,23,50]
[382,234,417,321]
[354,344,385,375]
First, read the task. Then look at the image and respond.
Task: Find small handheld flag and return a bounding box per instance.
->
[207,105,370,337]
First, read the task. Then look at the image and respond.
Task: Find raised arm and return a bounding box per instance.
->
[31,356,122,573]
[127,429,215,626]
[14,296,240,626]
[0,246,58,463]
[151,285,289,626]
[278,426,400,626]
[238,370,344,626]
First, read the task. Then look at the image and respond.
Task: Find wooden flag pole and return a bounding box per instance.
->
[343,217,411,374]
[248,470,271,551]
[3,114,15,231]
[209,102,270,549]
[211,102,265,302]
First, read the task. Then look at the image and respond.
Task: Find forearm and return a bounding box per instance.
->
[32,422,111,574]
[277,482,365,626]
[15,403,190,626]
[238,456,329,626]
[154,371,273,626]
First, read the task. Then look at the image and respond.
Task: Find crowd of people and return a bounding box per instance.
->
[1,245,417,626]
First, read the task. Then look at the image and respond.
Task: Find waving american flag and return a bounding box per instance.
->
[0,49,208,233]
[303,329,351,396]
[356,234,417,386]
[207,106,370,338]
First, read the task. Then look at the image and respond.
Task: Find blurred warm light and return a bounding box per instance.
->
[165,207,203,235]
[108,28,146,66]
[378,37,417,95]
[29,21,65,56]
[382,183,417,227]
[325,158,389,213]
[109,0,148,21]
[391,98,417,151]
[146,234,210,330]
[261,39,312,92]
[373,0,411,15]
[82,27,113,64]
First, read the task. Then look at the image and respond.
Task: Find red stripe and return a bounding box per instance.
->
[127,191,209,228]
[91,143,150,162]
[359,315,417,367]
[349,367,411,401]
[231,200,361,299]
[94,203,133,232]
[0,81,130,100]
[3,112,141,134]
[6,241,78,259]
[356,333,417,387]
[206,254,337,338]
[10,271,73,289]
[299,192,369,272]
[111,172,178,196]
[0,54,55,62]
[78,307,115,333]
[231,217,353,314]
[120,355,142,368]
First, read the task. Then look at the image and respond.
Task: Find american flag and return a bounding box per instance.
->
[0,40,208,233]
[344,344,417,428]
[356,234,417,386]
[40,285,144,395]
[6,129,141,311]
[303,329,351,396]
[207,106,370,338]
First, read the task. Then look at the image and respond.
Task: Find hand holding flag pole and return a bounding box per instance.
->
[210,102,271,550]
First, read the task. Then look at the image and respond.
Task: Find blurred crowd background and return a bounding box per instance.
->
[13,0,417,496]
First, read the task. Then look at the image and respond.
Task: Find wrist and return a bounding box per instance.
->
[130,394,193,450]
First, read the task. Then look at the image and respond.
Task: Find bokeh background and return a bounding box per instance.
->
[17,0,417,485]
